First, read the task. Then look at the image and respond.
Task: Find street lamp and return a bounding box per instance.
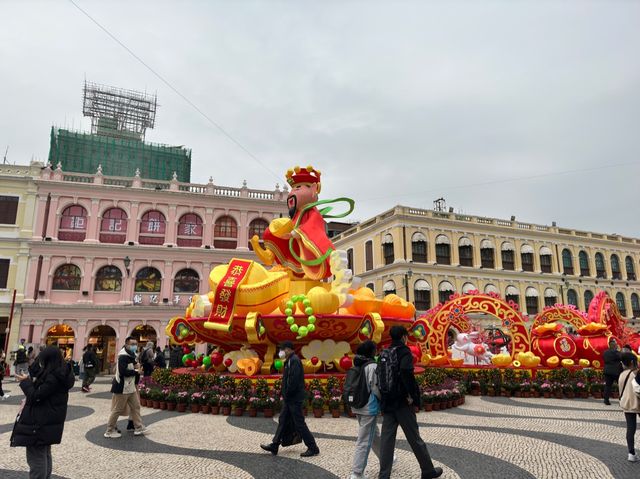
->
[403,268,413,301]
[123,256,131,277]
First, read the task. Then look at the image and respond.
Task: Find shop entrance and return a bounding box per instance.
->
[46,324,75,361]
[88,325,117,373]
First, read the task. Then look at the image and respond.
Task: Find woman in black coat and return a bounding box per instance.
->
[10,346,75,479]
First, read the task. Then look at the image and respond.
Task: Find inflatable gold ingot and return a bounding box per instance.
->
[491,354,512,367]
[347,287,383,315]
[449,358,464,367]
[381,294,417,319]
[302,358,322,374]
[547,356,560,368]
[237,357,263,376]
[307,286,340,314]
[561,358,575,368]
[579,359,590,367]
[268,217,294,238]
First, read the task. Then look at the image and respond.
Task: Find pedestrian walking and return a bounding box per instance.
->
[140,341,155,377]
[104,336,148,438]
[260,340,319,457]
[1,348,10,400]
[618,352,640,462]
[169,344,182,369]
[82,345,99,392]
[378,326,442,479]
[603,338,623,405]
[163,345,170,368]
[154,346,166,369]
[14,345,29,377]
[10,346,75,478]
[27,346,36,366]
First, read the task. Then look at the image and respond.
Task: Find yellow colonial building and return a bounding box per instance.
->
[333,205,640,331]
[0,162,41,352]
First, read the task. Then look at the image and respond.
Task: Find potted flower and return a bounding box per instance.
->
[563,382,575,399]
[262,396,276,418]
[166,391,178,411]
[176,391,189,412]
[139,386,150,407]
[190,392,204,413]
[575,381,588,398]
[552,382,563,399]
[233,395,247,416]
[247,396,259,417]
[422,391,435,412]
[209,393,220,415]
[590,381,604,399]
[219,395,233,415]
[520,381,531,398]
[150,388,163,409]
[200,393,210,414]
[540,382,552,398]
[311,390,325,417]
[328,394,342,418]
[470,380,481,396]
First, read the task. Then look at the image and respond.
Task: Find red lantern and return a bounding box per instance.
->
[224,358,233,368]
[474,345,486,356]
[339,355,352,370]
[211,352,223,366]
[310,356,319,365]
[182,346,190,354]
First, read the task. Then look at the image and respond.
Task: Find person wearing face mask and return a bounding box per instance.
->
[260,341,319,457]
[104,337,148,438]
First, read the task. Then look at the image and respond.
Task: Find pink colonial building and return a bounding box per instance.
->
[20,163,287,370]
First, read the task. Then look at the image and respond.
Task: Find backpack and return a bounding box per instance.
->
[377,347,400,395]
[343,359,374,409]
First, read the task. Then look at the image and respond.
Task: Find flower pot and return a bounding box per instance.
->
[234,407,244,416]
[612,392,619,399]
[263,408,274,418]
[152,400,160,409]
[447,400,453,409]
[167,402,176,411]
[432,402,440,411]
[159,401,167,410]
[302,408,308,416]
[543,392,550,398]
[514,391,522,398]
[580,392,588,399]
[348,409,356,418]
[554,392,563,399]
[177,403,187,412]
[201,405,211,414]
[140,398,148,407]
[313,408,324,418]
[211,406,220,415]
[487,391,495,397]
[472,390,480,396]
[593,392,602,399]
[533,391,540,398]
[221,406,231,416]
[191,404,200,413]
[248,408,257,417]
[424,403,433,412]
[565,392,575,399]
[331,409,341,418]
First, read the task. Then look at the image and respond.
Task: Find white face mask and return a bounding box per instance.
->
[278,350,286,359]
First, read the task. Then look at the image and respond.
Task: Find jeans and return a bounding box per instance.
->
[26,444,52,479]
[604,374,618,402]
[378,405,436,479]
[352,414,381,475]
[625,412,640,454]
[273,400,318,450]
[82,368,96,388]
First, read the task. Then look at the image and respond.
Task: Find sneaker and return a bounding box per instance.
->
[629,453,639,462]
[348,474,364,479]
[300,447,320,457]
[134,427,149,436]
[1,393,10,400]
[103,431,121,438]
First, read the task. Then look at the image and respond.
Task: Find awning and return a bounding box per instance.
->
[414,279,431,291]
[383,280,396,291]
[439,281,455,292]
[382,233,394,244]
[480,239,494,249]
[501,241,515,251]
[521,245,534,254]
[462,282,477,293]
[435,235,450,245]
[505,285,519,296]
[544,288,557,298]
[458,237,472,247]
[412,232,427,242]
[484,284,499,294]
[539,246,552,256]
[525,287,539,297]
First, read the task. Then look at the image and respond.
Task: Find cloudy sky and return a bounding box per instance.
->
[1,1,639,235]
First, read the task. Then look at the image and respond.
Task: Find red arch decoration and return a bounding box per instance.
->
[531,305,589,331]
[588,291,625,340]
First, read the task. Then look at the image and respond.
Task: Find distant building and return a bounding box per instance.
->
[326,221,357,239]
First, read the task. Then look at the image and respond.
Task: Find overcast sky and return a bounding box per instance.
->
[1,1,639,236]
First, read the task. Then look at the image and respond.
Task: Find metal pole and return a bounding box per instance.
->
[4,289,17,353]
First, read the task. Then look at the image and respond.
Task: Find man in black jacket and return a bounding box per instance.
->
[378,326,442,479]
[260,341,319,457]
[603,338,623,405]
[82,345,99,392]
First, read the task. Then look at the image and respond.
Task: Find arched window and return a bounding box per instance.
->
[100,208,128,244]
[139,210,166,245]
[411,232,427,263]
[595,252,606,278]
[562,248,574,275]
[631,293,640,317]
[579,251,590,276]
[214,216,237,249]
[248,218,269,249]
[525,287,539,315]
[346,248,354,271]
[438,281,455,304]
[501,242,515,271]
[177,213,203,247]
[383,280,396,296]
[480,239,495,269]
[134,267,162,293]
[584,290,594,310]
[59,205,87,241]
[484,284,499,295]
[365,241,373,271]
[435,235,451,265]
[174,268,200,293]
[94,265,122,292]
[615,292,627,316]
[365,282,374,292]
[413,279,431,310]
[382,234,394,265]
[458,237,473,267]
[539,246,553,273]
[625,256,636,281]
[567,289,578,307]
[521,245,534,272]
[52,264,81,290]
[461,282,477,294]
[611,254,622,280]
[544,288,558,307]
[505,285,520,306]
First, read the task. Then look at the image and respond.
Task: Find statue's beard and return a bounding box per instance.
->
[287,195,297,219]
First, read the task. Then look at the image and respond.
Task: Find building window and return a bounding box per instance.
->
[414,280,431,311]
[611,254,622,280]
[52,264,81,290]
[631,293,640,317]
[382,234,394,265]
[595,253,606,279]
[100,208,128,244]
[505,286,520,306]
[501,242,515,270]
[134,267,162,293]
[579,251,590,276]
[0,259,9,288]
[247,218,269,249]
[544,288,557,307]
[539,247,552,273]
[174,268,200,293]
[139,210,166,245]
[214,216,237,249]
[435,235,451,265]
[567,289,578,307]
[458,237,473,267]
[562,249,574,275]
[616,292,627,316]
[176,213,203,247]
[521,245,534,272]
[366,282,374,292]
[347,248,354,272]
[480,240,494,268]
[0,196,19,224]
[59,205,87,241]
[94,265,122,292]
[411,232,427,263]
[365,241,373,271]
[625,256,636,281]
[438,281,455,304]
[525,292,539,315]
[584,290,594,310]
[383,280,396,296]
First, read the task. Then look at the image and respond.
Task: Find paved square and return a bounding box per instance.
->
[1,377,638,478]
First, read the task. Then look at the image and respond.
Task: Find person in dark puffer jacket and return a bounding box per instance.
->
[10,346,75,479]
